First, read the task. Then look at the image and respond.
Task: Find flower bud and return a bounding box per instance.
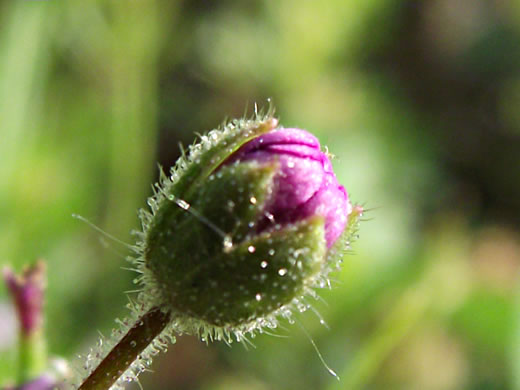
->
[4,262,46,337]
[135,113,361,337]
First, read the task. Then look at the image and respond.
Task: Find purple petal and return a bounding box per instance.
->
[262,144,324,160]
[241,150,324,212]
[237,127,320,155]
[300,174,349,247]
[229,127,349,248]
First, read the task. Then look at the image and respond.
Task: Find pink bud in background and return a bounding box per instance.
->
[3,261,46,337]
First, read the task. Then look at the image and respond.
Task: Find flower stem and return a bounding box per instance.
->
[18,331,46,384]
[79,307,171,390]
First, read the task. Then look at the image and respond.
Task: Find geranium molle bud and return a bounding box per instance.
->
[135,112,361,337]
[77,112,362,390]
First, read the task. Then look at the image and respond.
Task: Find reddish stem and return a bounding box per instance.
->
[78,307,171,390]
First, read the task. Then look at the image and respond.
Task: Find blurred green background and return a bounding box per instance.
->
[2,1,520,389]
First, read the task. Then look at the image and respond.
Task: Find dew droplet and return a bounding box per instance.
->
[278,268,288,276]
[176,199,190,210]
[255,293,262,301]
[287,160,295,168]
[260,260,268,268]
[223,235,233,251]
[268,249,275,256]
[248,245,256,253]
[265,212,275,223]
[250,196,257,205]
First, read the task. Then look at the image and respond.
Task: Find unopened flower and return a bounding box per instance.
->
[139,113,360,334]
[78,110,362,390]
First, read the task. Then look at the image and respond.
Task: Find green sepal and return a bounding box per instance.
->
[189,160,279,243]
[145,161,277,313]
[164,216,326,326]
[326,204,363,266]
[145,160,278,272]
[171,117,277,200]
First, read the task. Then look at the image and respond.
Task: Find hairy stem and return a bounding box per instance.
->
[79,307,171,390]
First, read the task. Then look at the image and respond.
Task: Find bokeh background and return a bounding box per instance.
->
[2,1,520,389]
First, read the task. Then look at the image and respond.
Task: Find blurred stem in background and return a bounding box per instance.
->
[330,218,472,390]
[0,2,50,187]
[332,280,430,390]
[103,0,161,239]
